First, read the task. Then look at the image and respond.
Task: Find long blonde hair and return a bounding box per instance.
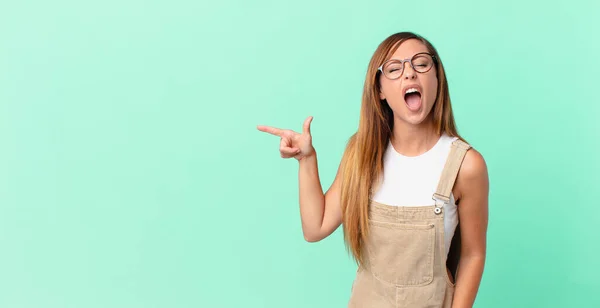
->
[340,32,464,267]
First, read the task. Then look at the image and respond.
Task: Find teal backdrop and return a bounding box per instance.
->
[1,0,598,307]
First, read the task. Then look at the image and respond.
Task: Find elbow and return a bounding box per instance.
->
[303,232,323,243]
[460,250,486,264]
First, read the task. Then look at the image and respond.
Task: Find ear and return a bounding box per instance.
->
[379,91,386,100]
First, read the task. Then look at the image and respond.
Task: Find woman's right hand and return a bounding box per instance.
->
[257,116,315,161]
[257,115,343,242]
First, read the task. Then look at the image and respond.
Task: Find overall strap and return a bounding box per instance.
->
[432,139,471,213]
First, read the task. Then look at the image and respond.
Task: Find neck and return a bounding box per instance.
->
[390,115,440,157]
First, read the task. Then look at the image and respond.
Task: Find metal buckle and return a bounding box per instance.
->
[432,194,449,215]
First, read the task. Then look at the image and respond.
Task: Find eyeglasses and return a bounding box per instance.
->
[378,52,437,80]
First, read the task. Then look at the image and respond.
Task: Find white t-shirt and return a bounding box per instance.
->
[371,133,459,256]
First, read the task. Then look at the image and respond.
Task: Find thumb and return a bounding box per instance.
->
[302,116,313,135]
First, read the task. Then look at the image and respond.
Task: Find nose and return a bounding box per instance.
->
[404,63,417,80]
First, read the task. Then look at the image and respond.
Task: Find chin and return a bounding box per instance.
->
[399,109,433,126]
[405,117,428,125]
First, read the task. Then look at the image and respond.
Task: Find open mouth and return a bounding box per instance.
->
[404,88,422,111]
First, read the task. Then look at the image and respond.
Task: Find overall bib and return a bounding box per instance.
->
[348,140,471,308]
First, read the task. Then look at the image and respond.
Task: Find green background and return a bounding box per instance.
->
[1,0,598,307]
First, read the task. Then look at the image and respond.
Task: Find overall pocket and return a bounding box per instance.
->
[365,220,435,287]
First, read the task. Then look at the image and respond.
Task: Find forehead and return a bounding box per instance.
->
[389,39,429,60]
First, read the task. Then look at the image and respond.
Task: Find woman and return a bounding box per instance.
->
[257,32,489,307]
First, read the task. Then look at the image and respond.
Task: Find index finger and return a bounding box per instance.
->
[257,125,284,137]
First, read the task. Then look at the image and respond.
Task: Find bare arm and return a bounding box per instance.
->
[451,148,489,308]
[298,153,343,242]
[257,116,343,243]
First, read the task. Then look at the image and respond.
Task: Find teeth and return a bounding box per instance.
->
[406,88,419,94]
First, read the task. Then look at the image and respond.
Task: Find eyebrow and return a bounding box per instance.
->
[389,52,429,60]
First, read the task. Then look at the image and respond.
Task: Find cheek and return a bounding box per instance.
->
[425,77,438,103]
[380,80,401,99]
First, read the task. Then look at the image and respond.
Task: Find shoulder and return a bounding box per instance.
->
[461,147,487,180]
[455,146,489,202]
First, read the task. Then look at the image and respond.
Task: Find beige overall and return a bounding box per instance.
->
[348,140,471,308]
